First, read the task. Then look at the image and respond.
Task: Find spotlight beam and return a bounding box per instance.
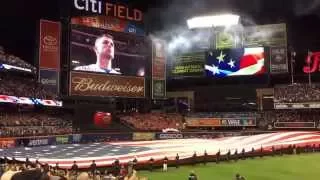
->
[187,14,240,29]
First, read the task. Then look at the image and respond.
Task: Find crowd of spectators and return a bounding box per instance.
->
[259,110,320,124]
[119,112,183,131]
[186,112,257,118]
[274,83,320,103]
[0,159,146,180]
[0,46,36,73]
[0,46,55,99]
[274,111,319,122]
[0,112,72,137]
[0,74,56,99]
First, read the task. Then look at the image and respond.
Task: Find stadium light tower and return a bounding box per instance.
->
[186,14,240,29]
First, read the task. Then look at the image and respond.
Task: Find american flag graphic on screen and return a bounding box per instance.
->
[205,47,265,78]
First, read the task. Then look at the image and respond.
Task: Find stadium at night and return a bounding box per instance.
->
[1,0,320,179]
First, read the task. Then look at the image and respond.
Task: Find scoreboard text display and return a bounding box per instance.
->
[169,52,205,78]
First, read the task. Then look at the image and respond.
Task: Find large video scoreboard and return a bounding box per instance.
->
[69,24,148,98]
[68,0,156,99]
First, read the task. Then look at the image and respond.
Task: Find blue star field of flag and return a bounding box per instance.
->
[205,48,245,78]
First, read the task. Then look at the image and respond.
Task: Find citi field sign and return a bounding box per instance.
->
[73,0,143,22]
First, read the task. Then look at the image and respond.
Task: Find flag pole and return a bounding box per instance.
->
[308,50,312,86]
[212,25,216,50]
[290,50,296,85]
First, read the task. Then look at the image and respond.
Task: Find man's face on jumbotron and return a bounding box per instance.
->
[94,35,115,61]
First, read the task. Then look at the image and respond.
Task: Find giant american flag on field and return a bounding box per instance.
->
[2,131,320,168]
[205,47,265,78]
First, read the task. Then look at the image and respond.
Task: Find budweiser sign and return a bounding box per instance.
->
[69,72,145,97]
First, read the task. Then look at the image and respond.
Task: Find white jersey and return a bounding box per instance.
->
[74,64,121,75]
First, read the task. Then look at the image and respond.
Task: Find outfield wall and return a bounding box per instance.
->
[0,131,274,148]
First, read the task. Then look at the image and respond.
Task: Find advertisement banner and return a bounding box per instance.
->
[274,122,315,128]
[26,138,50,147]
[220,119,241,126]
[39,19,61,70]
[243,23,287,47]
[152,79,166,99]
[152,40,166,79]
[132,132,155,141]
[185,118,221,127]
[241,119,256,126]
[270,46,288,74]
[70,25,149,77]
[72,134,82,143]
[81,133,132,143]
[39,69,59,95]
[69,71,145,97]
[152,39,166,99]
[71,16,145,36]
[157,133,183,140]
[55,136,70,144]
[186,118,255,127]
[220,119,256,126]
[0,138,16,148]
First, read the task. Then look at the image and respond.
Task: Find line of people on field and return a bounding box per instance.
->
[1,143,319,179]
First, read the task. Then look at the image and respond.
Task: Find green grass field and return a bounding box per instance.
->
[138,154,320,180]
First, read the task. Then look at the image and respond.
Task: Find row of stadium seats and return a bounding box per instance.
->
[119,112,183,131]
[274,83,320,103]
[186,112,257,118]
[0,73,56,99]
[0,112,72,137]
[260,110,319,122]
[0,45,55,99]
[0,113,70,127]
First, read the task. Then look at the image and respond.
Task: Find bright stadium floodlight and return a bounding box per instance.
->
[187,14,240,29]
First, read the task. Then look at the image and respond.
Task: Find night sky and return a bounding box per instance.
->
[1,0,320,66]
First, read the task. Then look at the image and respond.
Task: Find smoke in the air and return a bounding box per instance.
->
[146,0,249,55]
[293,0,320,16]
[147,0,320,56]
